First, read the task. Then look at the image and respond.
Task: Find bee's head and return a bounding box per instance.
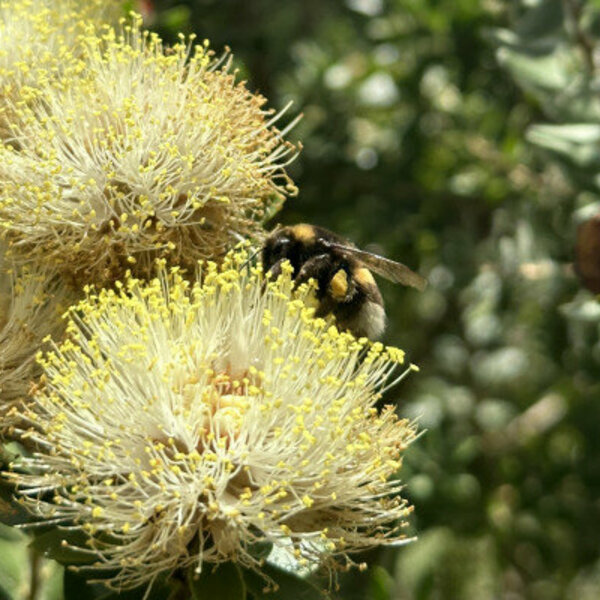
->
[261,227,294,272]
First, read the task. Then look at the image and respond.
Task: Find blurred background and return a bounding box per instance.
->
[3,1,600,599]
[133,0,600,598]
[96,0,600,598]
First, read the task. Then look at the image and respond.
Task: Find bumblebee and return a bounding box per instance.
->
[261,224,427,339]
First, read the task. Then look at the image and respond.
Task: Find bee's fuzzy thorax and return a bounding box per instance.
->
[289,223,317,243]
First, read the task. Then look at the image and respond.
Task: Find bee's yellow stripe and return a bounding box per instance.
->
[354,267,376,288]
[291,224,316,243]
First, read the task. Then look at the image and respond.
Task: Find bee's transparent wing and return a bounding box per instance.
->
[329,243,427,291]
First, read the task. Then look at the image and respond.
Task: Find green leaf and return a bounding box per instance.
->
[496,45,569,91]
[63,569,172,600]
[0,538,32,598]
[529,123,600,144]
[31,528,97,565]
[243,564,323,600]
[513,0,563,39]
[0,583,12,600]
[187,562,246,600]
[395,528,453,593]
[246,540,273,561]
[40,561,65,600]
[368,565,394,600]
[0,522,25,542]
[560,299,600,322]
[526,123,600,167]
[64,569,109,600]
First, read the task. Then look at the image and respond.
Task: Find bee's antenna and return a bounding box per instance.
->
[239,247,262,273]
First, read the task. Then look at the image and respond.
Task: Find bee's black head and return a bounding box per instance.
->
[262,224,339,277]
[262,228,295,273]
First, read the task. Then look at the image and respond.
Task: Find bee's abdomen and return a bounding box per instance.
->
[332,266,385,339]
[334,299,386,340]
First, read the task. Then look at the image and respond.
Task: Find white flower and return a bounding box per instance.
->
[0,0,121,140]
[0,17,299,284]
[9,252,416,591]
[0,243,73,409]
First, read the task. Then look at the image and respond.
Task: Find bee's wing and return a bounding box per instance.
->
[329,243,427,291]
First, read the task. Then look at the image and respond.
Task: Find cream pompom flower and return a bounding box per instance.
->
[0,17,299,284]
[0,0,121,140]
[0,243,73,409]
[9,252,417,591]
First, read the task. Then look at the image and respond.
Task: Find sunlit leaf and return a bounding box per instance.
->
[527,123,600,167]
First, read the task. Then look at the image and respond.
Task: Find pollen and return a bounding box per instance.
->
[0,0,122,141]
[329,269,349,301]
[0,14,300,283]
[0,242,74,411]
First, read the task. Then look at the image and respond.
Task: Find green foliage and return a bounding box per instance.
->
[495,0,600,185]
[0,527,63,600]
[243,564,323,600]
[30,529,97,566]
[2,1,600,599]
[63,569,174,600]
[146,1,600,598]
[187,563,246,600]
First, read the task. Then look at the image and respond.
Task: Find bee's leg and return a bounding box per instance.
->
[295,257,358,321]
[265,258,286,281]
[260,259,285,297]
[293,254,332,290]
